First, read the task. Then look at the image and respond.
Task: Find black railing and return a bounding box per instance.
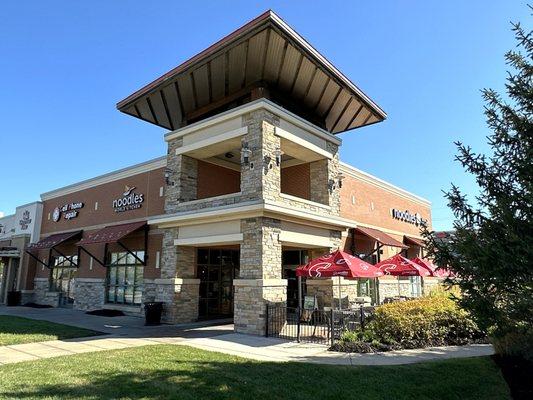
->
[265,304,373,345]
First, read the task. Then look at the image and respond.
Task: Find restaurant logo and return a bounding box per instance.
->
[19,210,32,230]
[53,202,84,222]
[391,208,427,226]
[113,185,144,213]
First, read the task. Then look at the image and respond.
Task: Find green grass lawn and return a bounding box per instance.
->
[0,344,510,400]
[0,315,101,346]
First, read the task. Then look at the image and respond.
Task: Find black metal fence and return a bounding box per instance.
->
[265,304,372,345]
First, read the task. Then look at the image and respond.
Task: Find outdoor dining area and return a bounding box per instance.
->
[266,249,450,344]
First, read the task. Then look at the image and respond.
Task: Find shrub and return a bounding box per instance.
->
[491,327,533,362]
[368,295,484,348]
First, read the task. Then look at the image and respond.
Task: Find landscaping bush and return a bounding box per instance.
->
[332,294,486,353]
[368,294,484,348]
[491,327,533,362]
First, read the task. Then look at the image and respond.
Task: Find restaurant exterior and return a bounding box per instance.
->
[21,11,437,335]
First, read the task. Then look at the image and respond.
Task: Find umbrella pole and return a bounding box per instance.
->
[297,276,302,309]
[338,276,342,310]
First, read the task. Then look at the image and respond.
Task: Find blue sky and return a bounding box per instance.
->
[0,1,528,229]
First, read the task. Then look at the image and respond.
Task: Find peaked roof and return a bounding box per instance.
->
[117,10,386,134]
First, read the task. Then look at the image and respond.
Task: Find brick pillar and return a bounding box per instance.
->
[234,217,286,335]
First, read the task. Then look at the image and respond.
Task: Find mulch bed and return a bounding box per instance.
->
[22,303,53,308]
[492,355,533,400]
[85,309,125,317]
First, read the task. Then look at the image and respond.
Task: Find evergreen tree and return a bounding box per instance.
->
[423,18,533,358]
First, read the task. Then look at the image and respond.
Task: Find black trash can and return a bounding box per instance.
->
[6,291,21,306]
[144,301,164,326]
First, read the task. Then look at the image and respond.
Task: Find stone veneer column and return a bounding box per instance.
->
[240,109,281,203]
[234,217,286,335]
[165,137,198,213]
[156,228,199,323]
[309,141,341,215]
[233,109,287,335]
[156,135,201,323]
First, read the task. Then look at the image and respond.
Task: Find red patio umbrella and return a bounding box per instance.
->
[411,257,452,278]
[375,254,431,297]
[296,250,383,309]
[296,250,383,278]
[375,254,431,277]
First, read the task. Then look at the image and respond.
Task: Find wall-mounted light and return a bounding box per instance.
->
[263,155,272,174]
[273,148,284,167]
[328,178,336,193]
[337,173,345,188]
[164,168,175,186]
[242,142,252,166]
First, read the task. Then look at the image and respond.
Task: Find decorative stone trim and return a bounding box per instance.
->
[233,279,288,287]
[279,193,331,210]
[178,192,242,206]
[75,278,105,283]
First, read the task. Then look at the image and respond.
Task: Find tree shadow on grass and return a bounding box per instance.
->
[0,351,511,400]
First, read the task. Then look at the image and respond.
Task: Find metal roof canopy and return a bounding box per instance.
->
[354,226,408,249]
[77,221,148,268]
[117,10,386,134]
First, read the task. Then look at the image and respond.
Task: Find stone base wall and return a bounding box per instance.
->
[378,279,413,300]
[423,278,441,295]
[143,281,157,303]
[155,278,200,323]
[234,279,287,335]
[33,278,60,307]
[73,279,105,311]
[20,290,34,305]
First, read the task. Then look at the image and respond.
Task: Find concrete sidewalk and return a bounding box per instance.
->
[0,306,494,366]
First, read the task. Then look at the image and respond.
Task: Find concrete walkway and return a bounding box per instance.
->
[0,306,494,366]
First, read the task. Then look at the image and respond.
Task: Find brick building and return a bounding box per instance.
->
[21,11,437,334]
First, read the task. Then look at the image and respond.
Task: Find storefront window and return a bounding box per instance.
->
[49,255,78,305]
[106,251,144,305]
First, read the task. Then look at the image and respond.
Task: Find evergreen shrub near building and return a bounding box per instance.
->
[332,293,485,353]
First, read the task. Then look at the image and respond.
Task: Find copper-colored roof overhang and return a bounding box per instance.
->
[404,235,425,247]
[77,221,147,245]
[29,231,83,251]
[354,226,408,249]
[116,10,386,134]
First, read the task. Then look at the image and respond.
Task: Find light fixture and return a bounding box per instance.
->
[328,178,336,193]
[263,155,272,173]
[337,173,345,188]
[242,142,252,166]
[273,148,284,167]
[164,168,175,186]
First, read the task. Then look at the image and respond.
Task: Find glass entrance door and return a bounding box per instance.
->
[282,250,308,309]
[197,249,239,319]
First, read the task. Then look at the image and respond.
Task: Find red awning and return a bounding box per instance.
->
[296,250,383,278]
[77,221,147,245]
[354,226,408,249]
[375,254,431,277]
[404,236,425,247]
[28,231,83,251]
